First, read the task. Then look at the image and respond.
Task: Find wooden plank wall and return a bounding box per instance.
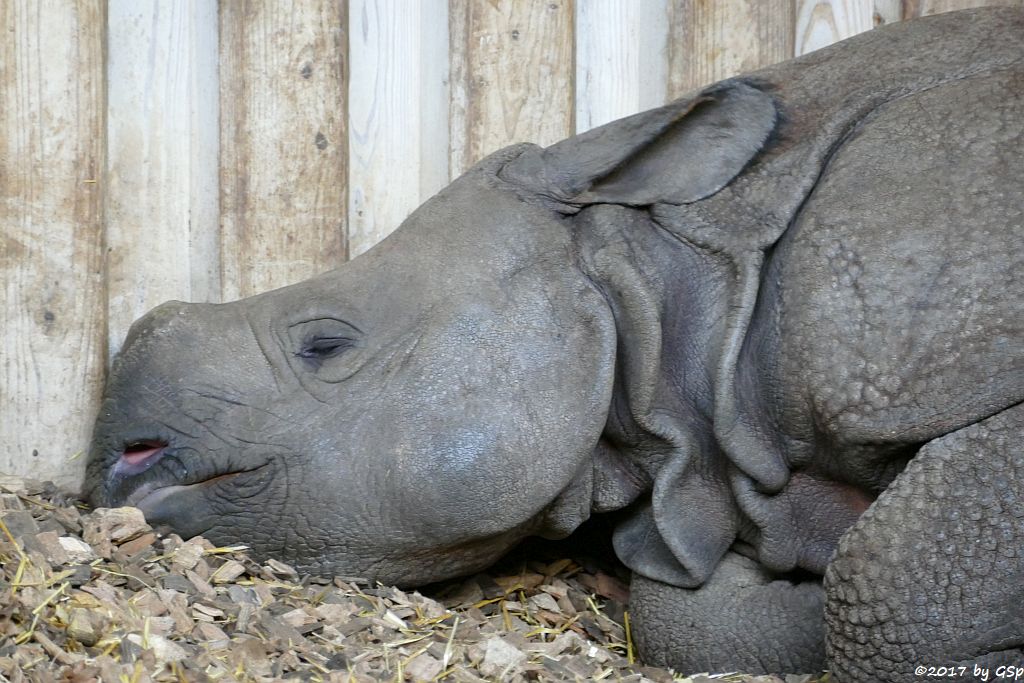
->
[1,0,1018,487]
[1,1,107,487]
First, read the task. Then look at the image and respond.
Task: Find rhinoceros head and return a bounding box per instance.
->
[85,82,775,585]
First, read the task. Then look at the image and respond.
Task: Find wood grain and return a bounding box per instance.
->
[449,0,574,177]
[795,1,875,55]
[105,0,220,354]
[872,0,905,23]
[903,0,1022,16]
[0,0,106,484]
[667,0,795,98]
[348,0,450,257]
[576,0,670,132]
[219,0,347,300]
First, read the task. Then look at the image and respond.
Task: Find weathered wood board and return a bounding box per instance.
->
[667,0,796,98]
[449,0,575,176]
[903,0,1022,16]
[795,1,875,55]
[219,0,348,300]
[0,1,107,486]
[347,0,450,257]
[105,0,220,353]
[576,0,670,131]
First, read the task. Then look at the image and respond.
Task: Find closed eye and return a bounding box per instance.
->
[296,336,355,363]
[286,317,363,380]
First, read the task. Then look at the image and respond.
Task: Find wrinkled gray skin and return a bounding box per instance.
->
[86,9,1024,681]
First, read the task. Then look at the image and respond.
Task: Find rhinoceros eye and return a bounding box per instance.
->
[296,336,355,363]
[286,317,363,380]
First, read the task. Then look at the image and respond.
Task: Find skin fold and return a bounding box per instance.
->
[85,9,1024,681]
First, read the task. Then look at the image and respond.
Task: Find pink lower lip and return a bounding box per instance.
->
[120,445,165,467]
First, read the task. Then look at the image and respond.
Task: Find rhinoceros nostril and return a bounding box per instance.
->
[120,440,167,467]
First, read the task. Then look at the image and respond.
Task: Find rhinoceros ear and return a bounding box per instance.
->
[500,81,776,208]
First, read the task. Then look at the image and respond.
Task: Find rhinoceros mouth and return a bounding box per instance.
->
[114,439,168,476]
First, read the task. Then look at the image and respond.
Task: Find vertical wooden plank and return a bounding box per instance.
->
[420,1,450,199]
[667,0,795,98]
[872,0,905,24]
[449,0,574,178]
[220,0,347,301]
[576,0,669,132]
[106,0,219,354]
[795,1,875,54]
[348,1,450,257]
[0,0,106,485]
[903,0,1022,16]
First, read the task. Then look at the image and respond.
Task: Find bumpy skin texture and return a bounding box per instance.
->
[84,8,1024,679]
[826,405,1024,681]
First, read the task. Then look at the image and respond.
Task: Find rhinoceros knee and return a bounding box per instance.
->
[825,405,1024,682]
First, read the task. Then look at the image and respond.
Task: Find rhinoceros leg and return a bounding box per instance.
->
[825,404,1024,682]
[629,551,826,674]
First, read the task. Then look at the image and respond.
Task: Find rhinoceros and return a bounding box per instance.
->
[85,7,1024,680]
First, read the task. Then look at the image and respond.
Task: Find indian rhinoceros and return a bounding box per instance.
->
[85,7,1024,681]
